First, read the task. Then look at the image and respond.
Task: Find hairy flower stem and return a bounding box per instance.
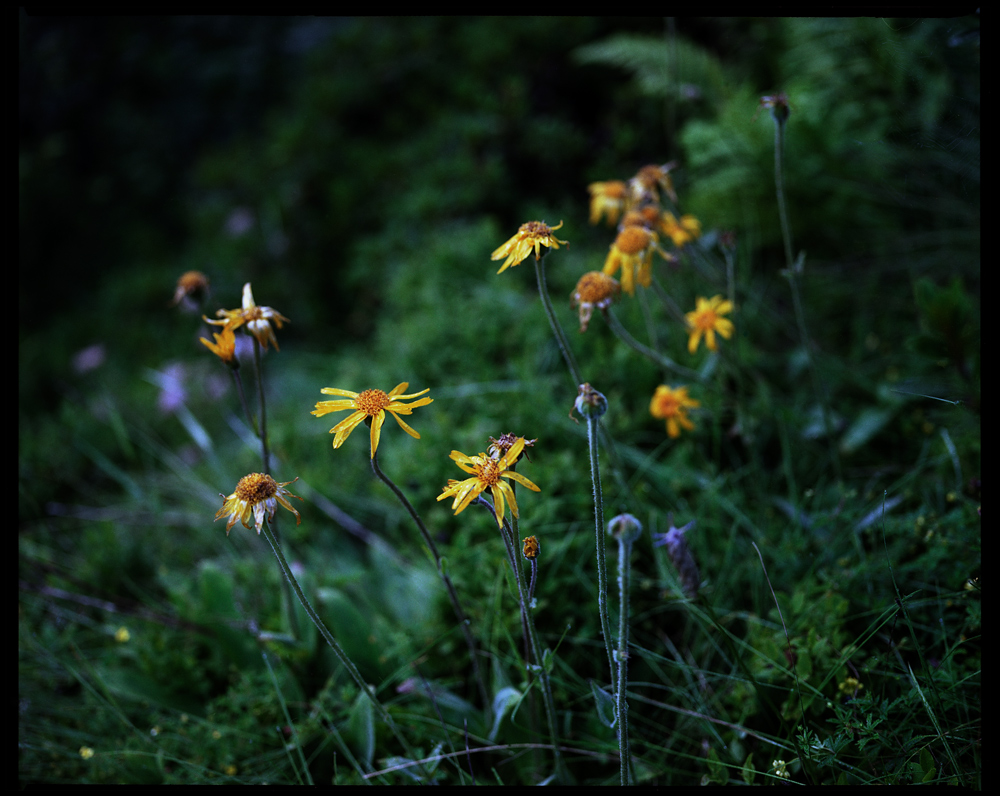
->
[771,115,843,484]
[534,252,582,386]
[586,415,617,693]
[603,307,702,383]
[370,452,491,718]
[614,533,635,786]
[260,521,413,758]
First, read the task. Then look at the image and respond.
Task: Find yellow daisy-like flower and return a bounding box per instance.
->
[602,226,668,296]
[660,212,702,248]
[491,221,568,274]
[437,437,540,528]
[685,294,734,354]
[570,271,620,332]
[206,283,290,351]
[649,385,699,439]
[587,181,628,226]
[311,382,433,458]
[199,321,238,366]
[215,472,303,536]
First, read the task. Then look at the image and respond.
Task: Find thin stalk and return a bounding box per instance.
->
[586,415,617,689]
[259,521,413,758]
[771,115,843,483]
[533,252,582,386]
[603,306,703,382]
[615,533,634,786]
[370,451,490,718]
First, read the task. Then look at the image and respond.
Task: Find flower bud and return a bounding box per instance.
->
[607,513,643,544]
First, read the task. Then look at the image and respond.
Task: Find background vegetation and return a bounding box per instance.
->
[20,15,979,785]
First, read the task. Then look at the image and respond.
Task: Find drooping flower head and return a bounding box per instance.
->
[570,271,620,332]
[215,473,303,536]
[170,270,210,309]
[602,226,670,296]
[437,436,540,528]
[587,181,628,226]
[312,382,433,458]
[685,294,734,354]
[522,535,539,560]
[660,212,702,248]
[649,384,699,439]
[491,221,568,274]
[629,162,678,206]
[199,321,238,366]
[206,283,289,351]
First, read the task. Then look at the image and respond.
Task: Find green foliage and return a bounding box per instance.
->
[20,16,979,787]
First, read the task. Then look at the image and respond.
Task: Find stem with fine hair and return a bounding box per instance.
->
[533,252,582,386]
[586,414,616,690]
[259,520,413,758]
[370,451,490,718]
[614,529,636,786]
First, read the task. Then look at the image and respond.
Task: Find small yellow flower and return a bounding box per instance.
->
[312,382,433,458]
[570,271,620,332]
[170,270,210,308]
[838,677,864,695]
[437,437,540,528]
[602,226,669,296]
[79,746,95,760]
[629,162,678,206]
[660,212,701,247]
[199,321,238,365]
[215,473,303,536]
[587,181,628,225]
[685,294,734,354]
[522,535,539,560]
[650,385,699,439]
[114,627,131,643]
[206,283,289,351]
[491,221,568,274]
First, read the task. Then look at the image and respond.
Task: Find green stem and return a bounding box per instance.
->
[586,415,616,689]
[370,452,491,718]
[533,253,582,386]
[603,307,702,383]
[615,535,633,786]
[259,521,412,757]
[773,117,794,273]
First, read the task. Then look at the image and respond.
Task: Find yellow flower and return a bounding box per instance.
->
[491,221,568,274]
[570,271,620,332]
[522,535,539,560]
[437,437,540,528]
[206,283,289,351]
[587,181,628,225]
[79,747,95,760]
[602,226,668,296]
[660,212,701,247]
[215,473,303,536]
[114,627,131,643]
[199,321,238,365]
[312,382,433,458]
[649,385,699,439]
[685,294,734,353]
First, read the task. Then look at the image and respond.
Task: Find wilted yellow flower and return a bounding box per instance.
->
[587,181,628,225]
[437,437,540,528]
[199,321,238,365]
[215,473,303,536]
[620,205,661,230]
[629,162,678,206]
[491,221,568,274]
[660,212,701,247]
[522,535,539,560]
[312,382,432,458]
[206,283,289,351]
[685,294,734,353]
[170,270,210,308]
[650,385,699,439]
[570,271,620,332]
[602,226,669,296]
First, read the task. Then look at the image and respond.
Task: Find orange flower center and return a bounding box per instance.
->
[575,272,618,304]
[614,226,652,255]
[235,472,278,502]
[475,458,502,486]
[519,220,558,238]
[356,389,391,416]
